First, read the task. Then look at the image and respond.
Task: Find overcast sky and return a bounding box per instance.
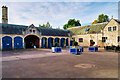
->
[0,2,118,29]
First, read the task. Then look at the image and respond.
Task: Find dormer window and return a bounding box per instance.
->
[108,27,111,31]
[113,26,117,31]
[30,29,32,32]
[33,30,35,33]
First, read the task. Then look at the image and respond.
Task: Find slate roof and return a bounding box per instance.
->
[114,19,120,24]
[67,22,108,35]
[0,23,70,37]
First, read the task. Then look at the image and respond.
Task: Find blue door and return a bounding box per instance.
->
[66,38,69,46]
[55,38,59,47]
[61,38,65,47]
[14,36,23,49]
[41,37,47,48]
[48,37,53,48]
[2,36,12,50]
[70,40,73,46]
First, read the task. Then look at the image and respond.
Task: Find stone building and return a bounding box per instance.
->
[0,6,70,50]
[0,5,120,50]
[68,18,120,47]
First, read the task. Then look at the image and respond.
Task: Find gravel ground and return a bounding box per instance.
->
[2,48,118,78]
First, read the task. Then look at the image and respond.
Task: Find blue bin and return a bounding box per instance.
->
[88,47,98,52]
[70,47,82,55]
[51,47,62,53]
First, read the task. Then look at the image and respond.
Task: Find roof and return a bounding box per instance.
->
[114,19,120,24]
[67,22,108,35]
[0,23,70,37]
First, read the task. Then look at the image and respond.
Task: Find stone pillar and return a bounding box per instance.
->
[12,36,14,49]
[39,37,42,48]
[59,38,61,47]
[23,37,25,49]
[0,35,2,50]
[64,38,66,47]
[46,37,49,48]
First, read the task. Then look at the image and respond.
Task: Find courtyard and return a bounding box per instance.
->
[2,48,118,78]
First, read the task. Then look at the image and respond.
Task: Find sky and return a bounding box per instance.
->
[0,1,119,29]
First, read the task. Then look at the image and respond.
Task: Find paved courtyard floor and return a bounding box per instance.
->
[1,48,118,78]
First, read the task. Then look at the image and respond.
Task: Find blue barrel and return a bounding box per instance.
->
[14,36,23,49]
[2,36,12,50]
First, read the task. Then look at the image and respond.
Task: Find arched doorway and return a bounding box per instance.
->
[2,36,12,50]
[14,36,23,49]
[66,38,69,46]
[61,38,65,47]
[48,37,53,48]
[24,35,40,48]
[55,37,60,47]
[41,37,47,48]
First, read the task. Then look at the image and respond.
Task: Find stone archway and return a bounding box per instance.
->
[24,35,40,48]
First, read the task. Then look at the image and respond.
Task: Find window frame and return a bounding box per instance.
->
[108,27,111,31]
[79,38,83,42]
[118,36,120,42]
[102,37,107,42]
[113,26,117,31]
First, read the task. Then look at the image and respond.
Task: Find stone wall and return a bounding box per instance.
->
[102,19,119,46]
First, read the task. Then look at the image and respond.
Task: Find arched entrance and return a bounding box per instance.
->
[24,35,40,48]
[41,37,47,48]
[66,38,69,46]
[55,37,60,47]
[2,36,12,50]
[61,38,65,47]
[48,37,53,48]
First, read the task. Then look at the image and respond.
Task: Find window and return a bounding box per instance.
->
[113,26,117,31]
[72,37,75,41]
[29,29,32,32]
[33,30,35,33]
[108,27,111,31]
[79,38,83,42]
[118,36,120,42]
[102,37,107,42]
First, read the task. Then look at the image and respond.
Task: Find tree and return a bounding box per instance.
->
[63,24,68,29]
[56,26,60,29]
[92,14,109,24]
[39,22,52,28]
[46,22,52,28]
[63,19,81,29]
[92,20,98,24]
[98,14,109,23]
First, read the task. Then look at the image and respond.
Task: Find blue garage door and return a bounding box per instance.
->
[14,36,23,49]
[66,38,69,46]
[41,37,47,48]
[55,38,59,47]
[2,36,12,50]
[48,37,53,48]
[61,38,65,47]
[70,40,74,46]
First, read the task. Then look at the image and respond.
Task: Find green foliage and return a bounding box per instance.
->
[91,41,95,45]
[92,14,109,24]
[54,42,58,47]
[63,19,81,29]
[39,22,52,28]
[98,14,109,23]
[73,41,78,46]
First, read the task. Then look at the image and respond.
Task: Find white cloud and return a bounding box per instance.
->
[0,2,118,29]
